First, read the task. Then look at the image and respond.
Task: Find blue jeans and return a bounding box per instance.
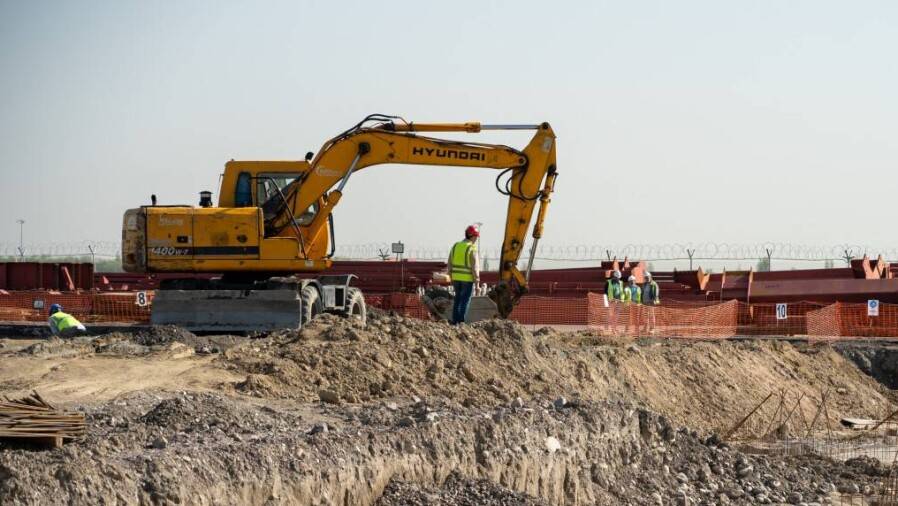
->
[451,281,474,324]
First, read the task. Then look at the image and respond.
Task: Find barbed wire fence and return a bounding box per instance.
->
[335,242,886,263]
[0,241,120,261]
[0,241,892,268]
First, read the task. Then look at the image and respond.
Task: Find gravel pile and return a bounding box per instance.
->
[0,392,888,505]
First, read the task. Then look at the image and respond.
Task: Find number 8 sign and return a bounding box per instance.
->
[136,291,149,307]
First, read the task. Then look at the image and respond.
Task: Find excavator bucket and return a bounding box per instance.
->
[487,283,518,319]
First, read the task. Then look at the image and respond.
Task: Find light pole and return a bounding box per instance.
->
[16,219,25,262]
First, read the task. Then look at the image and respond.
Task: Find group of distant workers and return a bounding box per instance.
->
[605,269,661,334]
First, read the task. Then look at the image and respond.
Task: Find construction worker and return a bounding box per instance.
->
[448,225,481,324]
[623,275,642,304]
[642,272,661,306]
[605,270,624,335]
[605,270,624,302]
[47,304,87,338]
[641,271,661,334]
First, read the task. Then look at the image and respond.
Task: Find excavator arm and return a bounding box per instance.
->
[268,114,558,317]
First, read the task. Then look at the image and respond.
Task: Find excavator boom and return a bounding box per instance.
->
[267,115,557,315]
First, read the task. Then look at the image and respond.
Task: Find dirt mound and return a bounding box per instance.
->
[139,392,268,433]
[20,336,94,358]
[221,313,892,433]
[133,325,199,346]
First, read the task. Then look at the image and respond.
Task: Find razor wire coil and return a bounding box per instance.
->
[0,241,890,263]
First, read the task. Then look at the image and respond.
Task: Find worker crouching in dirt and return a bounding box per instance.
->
[48,304,87,338]
[448,225,481,325]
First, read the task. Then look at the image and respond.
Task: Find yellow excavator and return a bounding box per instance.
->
[121,114,557,331]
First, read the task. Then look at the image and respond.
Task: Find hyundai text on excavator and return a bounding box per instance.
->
[121,114,557,331]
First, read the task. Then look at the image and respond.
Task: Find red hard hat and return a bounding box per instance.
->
[465,225,480,238]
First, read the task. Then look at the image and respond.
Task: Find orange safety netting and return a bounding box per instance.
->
[587,294,739,338]
[737,301,828,336]
[0,291,152,323]
[808,301,898,340]
[2,289,898,340]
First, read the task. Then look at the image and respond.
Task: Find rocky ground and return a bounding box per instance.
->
[1,312,896,505]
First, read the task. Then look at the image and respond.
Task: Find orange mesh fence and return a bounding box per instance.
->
[839,302,898,338]
[807,302,898,341]
[587,294,739,338]
[364,293,433,320]
[0,291,152,323]
[807,302,841,338]
[89,293,153,323]
[509,296,589,325]
[736,301,828,336]
[4,288,898,340]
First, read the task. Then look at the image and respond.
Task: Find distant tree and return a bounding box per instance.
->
[756,257,771,272]
[824,259,835,269]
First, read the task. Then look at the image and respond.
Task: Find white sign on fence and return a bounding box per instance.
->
[135,291,149,307]
[776,303,788,320]
[868,299,880,317]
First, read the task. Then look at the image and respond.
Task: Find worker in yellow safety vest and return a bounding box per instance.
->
[622,276,642,304]
[48,304,87,338]
[447,225,481,324]
[605,270,624,302]
[605,270,624,336]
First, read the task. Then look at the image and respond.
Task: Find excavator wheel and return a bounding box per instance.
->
[342,287,367,325]
[301,284,323,325]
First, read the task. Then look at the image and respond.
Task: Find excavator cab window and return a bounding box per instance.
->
[257,173,320,236]
[234,172,253,207]
[256,174,299,205]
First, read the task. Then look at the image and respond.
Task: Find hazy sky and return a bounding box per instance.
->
[1,1,896,260]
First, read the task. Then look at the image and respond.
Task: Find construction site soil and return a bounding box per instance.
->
[1,311,896,505]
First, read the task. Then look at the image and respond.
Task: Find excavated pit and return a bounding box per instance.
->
[836,342,898,390]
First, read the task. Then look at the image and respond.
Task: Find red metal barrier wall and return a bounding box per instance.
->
[0,263,94,291]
